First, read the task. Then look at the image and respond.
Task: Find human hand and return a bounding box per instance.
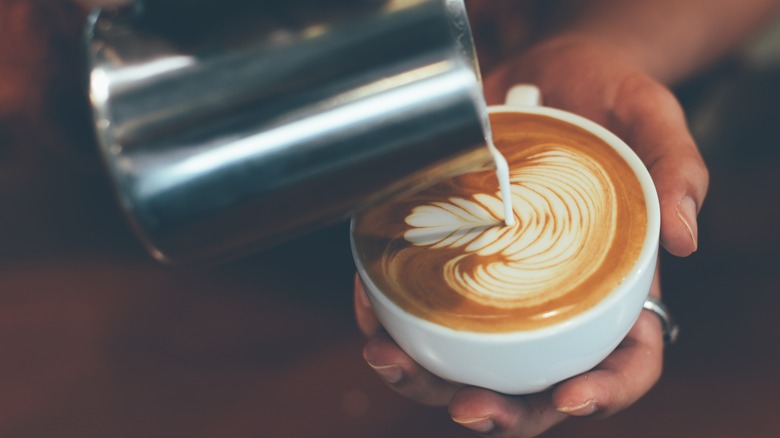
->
[484,35,709,257]
[354,35,705,436]
[355,270,665,437]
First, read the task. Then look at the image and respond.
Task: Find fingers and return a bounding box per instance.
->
[553,266,664,419]
[609,75,709,257]
[356,274,460,406]
[446,309,663,437]
[449,389,567,437]
[551,310,663,419]
[445,267,665,437]
[553,266,664,418]
[353,274,380,337]
[483,38,709,257]
[363,332,461,406]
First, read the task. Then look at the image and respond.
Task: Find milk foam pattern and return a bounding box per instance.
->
[404,145,617,308]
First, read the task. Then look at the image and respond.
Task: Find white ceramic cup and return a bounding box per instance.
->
[352,85,661,395]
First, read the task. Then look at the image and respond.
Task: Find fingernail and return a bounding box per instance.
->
[366,362,403,384]
[677,196,698,252]
[452,416,495,434]
[557,399,598,416]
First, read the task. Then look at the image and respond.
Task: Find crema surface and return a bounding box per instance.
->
[353,113,647,332]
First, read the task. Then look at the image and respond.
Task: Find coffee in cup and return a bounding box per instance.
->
[351,85,660,394]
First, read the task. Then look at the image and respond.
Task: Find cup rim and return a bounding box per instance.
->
[351,104,661,341]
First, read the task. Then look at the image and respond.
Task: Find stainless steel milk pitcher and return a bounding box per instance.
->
[85,0,492,264]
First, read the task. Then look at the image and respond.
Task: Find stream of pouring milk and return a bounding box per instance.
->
[486,133,515,227]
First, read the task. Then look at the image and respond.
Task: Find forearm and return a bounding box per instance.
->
[546,0,780,84]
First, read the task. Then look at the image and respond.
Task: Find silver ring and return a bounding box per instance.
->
[643,296,680,345]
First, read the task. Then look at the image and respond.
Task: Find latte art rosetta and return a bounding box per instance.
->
[353,113,647,332]
[404,146,617,308]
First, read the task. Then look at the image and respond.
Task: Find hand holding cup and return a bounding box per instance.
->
[353,36,707,437]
